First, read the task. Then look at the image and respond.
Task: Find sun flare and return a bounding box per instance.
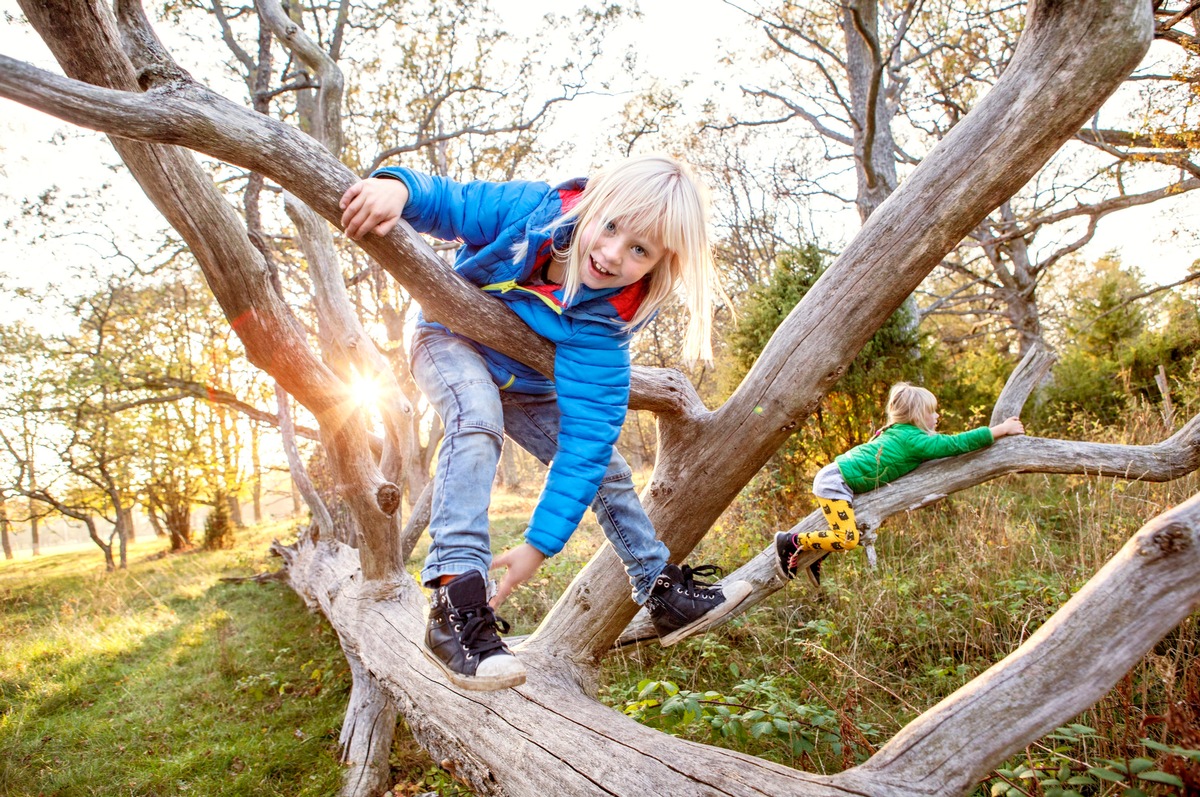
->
[349,374,383,407]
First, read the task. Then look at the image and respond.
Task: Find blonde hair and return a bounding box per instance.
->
[887,382,938,432]
[550,154,718,365]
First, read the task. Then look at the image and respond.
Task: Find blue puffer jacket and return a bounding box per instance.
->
[373,166,650,557]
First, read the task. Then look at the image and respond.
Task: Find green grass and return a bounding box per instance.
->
[0,522,447,797]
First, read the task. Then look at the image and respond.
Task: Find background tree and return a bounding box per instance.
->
[725,0,1200,356]
[0,321,54,557]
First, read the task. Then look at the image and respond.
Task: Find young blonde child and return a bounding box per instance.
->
[776,382,1025,585]
[340,155,751,691]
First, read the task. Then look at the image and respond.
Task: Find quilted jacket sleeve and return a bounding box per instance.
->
[907,425,995,460]
[370,166,547,246]
[521,322,631,558]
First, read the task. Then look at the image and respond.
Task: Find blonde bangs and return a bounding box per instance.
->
[553,154,718,364]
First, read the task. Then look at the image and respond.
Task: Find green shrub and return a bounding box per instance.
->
[203,492,235,550]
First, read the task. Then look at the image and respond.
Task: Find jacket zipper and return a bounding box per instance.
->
[481,279,564,315]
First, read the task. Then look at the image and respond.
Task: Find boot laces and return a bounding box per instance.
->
[456,605,511,659]
[679,564,722,598]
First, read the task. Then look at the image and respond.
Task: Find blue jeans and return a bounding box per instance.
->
[411,326,669,604]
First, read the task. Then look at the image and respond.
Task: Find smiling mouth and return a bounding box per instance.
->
[591,257,614,277]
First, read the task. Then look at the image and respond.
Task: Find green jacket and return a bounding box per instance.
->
[835,423,994,493]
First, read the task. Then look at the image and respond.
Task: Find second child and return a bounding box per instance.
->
[776,382,1025,585]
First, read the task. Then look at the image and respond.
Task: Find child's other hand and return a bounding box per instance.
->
[991,416,1025,439]
[339,177,409,240]
[489,543,547,608]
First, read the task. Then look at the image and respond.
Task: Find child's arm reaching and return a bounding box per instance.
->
[489,544,546,608]
[339,177,410,240]
[989,416,1025,440]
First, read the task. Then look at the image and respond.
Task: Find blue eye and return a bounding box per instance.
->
[632,245,646,257]
[604,220,616,233]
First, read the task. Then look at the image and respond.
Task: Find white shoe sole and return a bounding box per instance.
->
[421,645,527,691]
[658,580,754,647]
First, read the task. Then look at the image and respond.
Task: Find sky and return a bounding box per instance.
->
[0,0,1196,299]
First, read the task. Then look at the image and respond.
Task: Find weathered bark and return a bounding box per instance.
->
[273,537,397,797]
[338,651,398,797]
[990,343,1056,425]
[0,1,1178,795]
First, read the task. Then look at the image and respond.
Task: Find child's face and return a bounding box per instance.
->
[924,404,939,431]
[579,218,665,290]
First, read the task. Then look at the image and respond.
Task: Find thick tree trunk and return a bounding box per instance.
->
[159,493,193,551]
[226,494,243,528]
[337,652,397,797]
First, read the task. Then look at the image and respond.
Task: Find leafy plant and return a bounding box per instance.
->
[985,726,1200,797]
[621,675,881,768]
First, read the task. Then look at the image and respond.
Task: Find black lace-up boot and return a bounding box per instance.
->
[425,570,525,691]
[774,531,828,588]
[647,563,752,646]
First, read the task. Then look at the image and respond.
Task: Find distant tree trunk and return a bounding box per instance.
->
[120,506,135,543]
[251,422,263,524]
[227,493,244,528]
[27,447,40,556]
[497,438,520,491]
[91,517,115,572]
[145,502,166,538]
[842,0,901,223]
[164,502,192,551]
[1,500,11,560]
[976,202,1046,356]
[114,505,128,569]
[29,502,39,557]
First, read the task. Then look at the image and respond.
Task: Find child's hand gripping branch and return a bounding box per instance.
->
[344,155,752,692]
[990,416,1025,439]
[339,177,410,240]
[775,383,1027,588]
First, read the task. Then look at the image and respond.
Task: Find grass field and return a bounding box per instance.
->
[0,522,449,796]
[2,443,1198,795]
